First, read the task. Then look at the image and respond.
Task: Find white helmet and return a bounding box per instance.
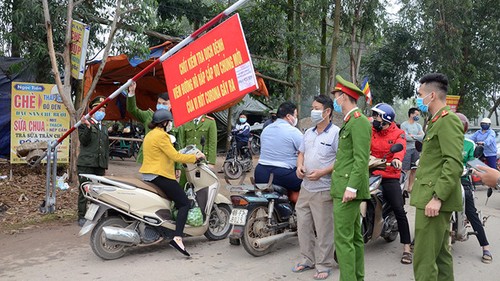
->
[480,117,491,124]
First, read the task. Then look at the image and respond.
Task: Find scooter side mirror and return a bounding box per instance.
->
[390,143,404,154]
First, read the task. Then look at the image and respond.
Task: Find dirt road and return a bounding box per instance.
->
[1,158,500,280]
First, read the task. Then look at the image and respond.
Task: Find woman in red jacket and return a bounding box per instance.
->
[371,103,412,264]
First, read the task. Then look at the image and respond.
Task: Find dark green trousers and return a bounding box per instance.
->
[77,166,105,219]
[413,209,453,281]
[333,198,364,281]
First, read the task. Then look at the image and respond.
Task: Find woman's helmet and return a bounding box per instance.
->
[456,112,469,133]
[152,109,173,124]
[371,103,396,123]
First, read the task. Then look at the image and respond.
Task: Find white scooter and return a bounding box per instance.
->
[78,145,232,260]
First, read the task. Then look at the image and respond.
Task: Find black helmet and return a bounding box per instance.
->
[152,109,173,124]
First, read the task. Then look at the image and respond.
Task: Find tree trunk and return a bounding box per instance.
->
[319,0,328,95]
[11,0,21,57]
[286,0,295,100]
[226,106,233,151]
[328,0,342,89]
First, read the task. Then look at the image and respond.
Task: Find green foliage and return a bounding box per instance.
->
[363,0,500,119]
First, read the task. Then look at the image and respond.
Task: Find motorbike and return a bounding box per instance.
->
[451,157,491,243]
[248,132,261,156]
[108,122,143,160]
[227,174,299,257]
[360,143,404,244]
[78,144,232,260]
[223,131,253,180]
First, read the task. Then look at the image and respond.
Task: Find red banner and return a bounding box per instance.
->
[162,14,257,126]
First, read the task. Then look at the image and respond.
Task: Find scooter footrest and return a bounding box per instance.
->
[155,209,172,221]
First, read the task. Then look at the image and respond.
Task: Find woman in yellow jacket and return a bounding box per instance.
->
[140,109,204,257]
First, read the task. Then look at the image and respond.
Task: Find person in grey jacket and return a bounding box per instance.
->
[400,107,424,192]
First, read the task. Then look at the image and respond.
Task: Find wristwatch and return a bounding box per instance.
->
[432,193,441,201]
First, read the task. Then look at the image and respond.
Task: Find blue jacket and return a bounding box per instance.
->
[233,122,250,143]
[470,129,497,156]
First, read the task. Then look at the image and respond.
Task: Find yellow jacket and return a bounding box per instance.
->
[139,127,196,180]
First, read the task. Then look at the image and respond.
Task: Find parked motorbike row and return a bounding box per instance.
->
[78,134,491,260]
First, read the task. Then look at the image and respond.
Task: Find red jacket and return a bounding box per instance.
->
[370,122,407,179]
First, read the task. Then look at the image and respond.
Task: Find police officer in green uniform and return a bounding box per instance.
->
[411,73,463,281]
[330,75,371,281]
[176,115,217,186]
[77,96,109,226]
[126,81,172,164]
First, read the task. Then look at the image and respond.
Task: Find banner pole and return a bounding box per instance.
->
[32,0,251,166]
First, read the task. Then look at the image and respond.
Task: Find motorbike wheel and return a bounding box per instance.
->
[249,137,260,156]
[223,161,243,180]
[241,206,277,257]
[90,216,129,260]
[204,204,232,241]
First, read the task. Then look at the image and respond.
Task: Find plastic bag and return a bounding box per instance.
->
[171,186,203,227]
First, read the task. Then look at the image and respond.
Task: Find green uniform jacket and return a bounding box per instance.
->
[410,106,464,212]
[331,109,371,200]
[127,95,179,163]
[177,115,217,165]
[77,120,109,169]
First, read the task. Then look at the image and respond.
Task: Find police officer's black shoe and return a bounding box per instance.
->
[78,218,86,227]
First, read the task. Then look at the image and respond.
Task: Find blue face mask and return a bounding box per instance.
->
[156,104,170,111]
[413,116,420,121]
[94,111,105,121]
[481,124,490,130]
[333,97,342,113]
[239,118,247,123]
[416,93,432,113]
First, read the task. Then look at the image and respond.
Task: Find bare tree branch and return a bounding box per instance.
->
[76,12,182,42]
[77,0,123,117]
[41,0,75,116]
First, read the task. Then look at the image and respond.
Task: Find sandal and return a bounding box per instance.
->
[292,263,314,273]
[482,250,493,264]
[401,252,413,264]
[313,269,331,280]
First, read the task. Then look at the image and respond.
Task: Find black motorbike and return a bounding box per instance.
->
[227,175,298,257]
[223,131,252,180]
[361,144,404,244]
[248,132,261,156]
[109,122,143,160]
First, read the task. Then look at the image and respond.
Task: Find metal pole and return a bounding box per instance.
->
[32,0,251,166]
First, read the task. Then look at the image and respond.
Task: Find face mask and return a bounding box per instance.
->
[413,116,420,121]
[310,109,324,125]
[372,120,383,131]
[481,124,490,130]
[94,111,105,121]
[165,122,173,132]
[333,97,342,113]
[288,115,298,127]
[416,93,432,113]
[239,118,247,123]
[157,104,170,111]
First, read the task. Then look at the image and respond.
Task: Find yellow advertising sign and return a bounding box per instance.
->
[446,95,461,112]
[10,83,70,164]
[71,20,90,79]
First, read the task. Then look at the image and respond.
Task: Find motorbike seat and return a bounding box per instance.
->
[105,176,169,200]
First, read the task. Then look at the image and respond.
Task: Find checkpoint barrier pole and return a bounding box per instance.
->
[31,0,251,167]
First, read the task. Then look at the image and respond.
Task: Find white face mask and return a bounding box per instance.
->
[310,109,324,125]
